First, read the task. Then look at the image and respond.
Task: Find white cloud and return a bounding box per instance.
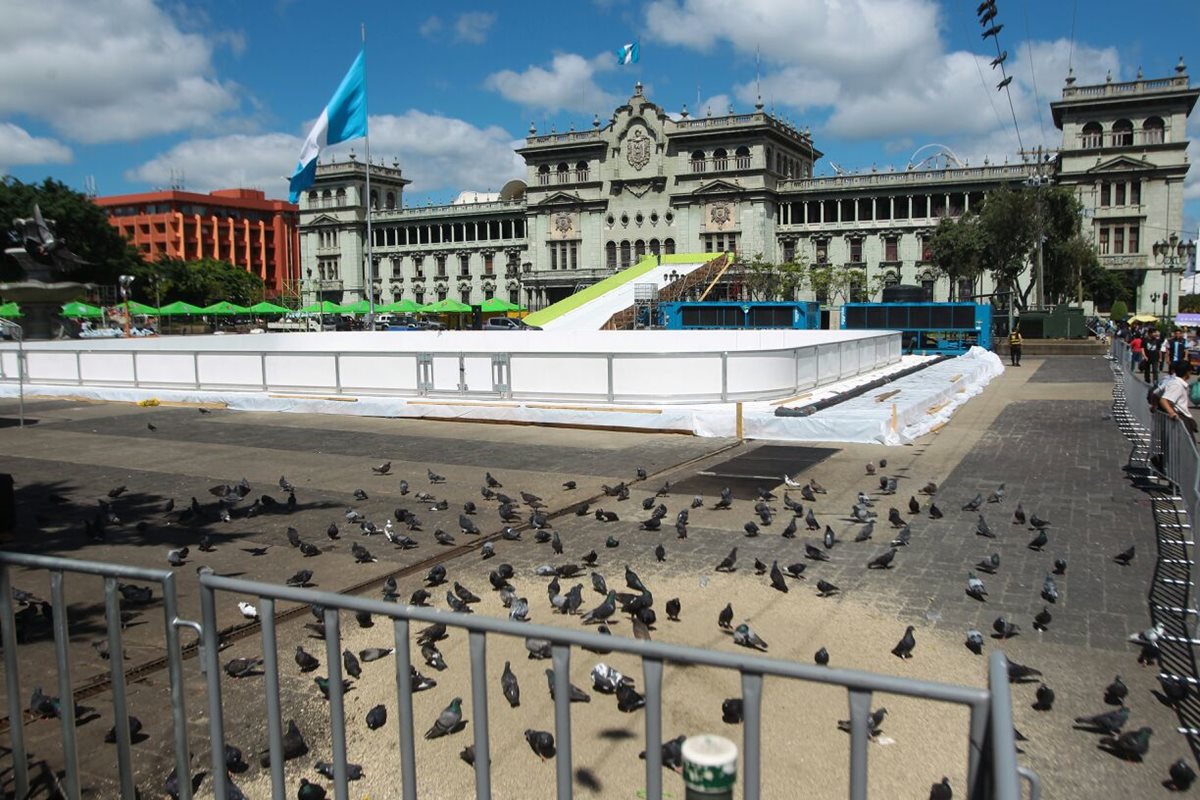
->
[0,0,240,143]
[485,53,619,114]
[419,16,443,39]
[454,12,497,44]
[0,122,73,169]
[127,112,524,198]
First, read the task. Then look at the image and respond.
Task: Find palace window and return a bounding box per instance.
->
[815,240,829,264]
[461,288,471,303]
[437,287,447,301]
[415,291,425,305]
[635,240,646,261]
[713,148,728,171]
[436,255,447,277]
[557,163,570,183]
[620,240,631,268]
[664,238,675,255]
[576,160,589,182]
[957,277,974,301]
[1100,182,1111,207]
[849,272,867,303]
[650,239,661,257]
[606,241,617,269]
[1143,117,1165,145]
[1099,227,1110,254]
[538,165,550,185]
[919,236,933,262]
[459,254,471,276]
[1115,182,1126,206]
[702,233,739,253]
[1131,181,1141,205]
[690,150,706,173]
[484,253,494,275]
[782,239,796,264]
[1129,225,1139,254]
[1081,121,1103,148]
[921,273,935,300]
[1114,227,1125,254]
[884,236,899,262]
[848,238,863,264]
[550,241,578,270]
[1111,119,1134,147]
[735,146,751,169]
[509,288,519,304]
[391,257,402,278]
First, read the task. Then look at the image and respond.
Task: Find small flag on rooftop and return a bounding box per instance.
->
[288,50,368,203]
[616,42,639,65]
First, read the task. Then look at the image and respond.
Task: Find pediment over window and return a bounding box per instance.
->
[1085,155,1156,174]
[689,179,743,196]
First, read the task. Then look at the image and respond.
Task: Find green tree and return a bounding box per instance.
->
[809,264,853,305]
[741,255,807,301]
[976,184,1039,310]
[928,214,983,300]
[0,176,141,286]
[1108,299,1128,322]
[136,257,265,306]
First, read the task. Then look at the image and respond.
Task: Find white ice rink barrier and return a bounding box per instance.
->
[0,329,900,405]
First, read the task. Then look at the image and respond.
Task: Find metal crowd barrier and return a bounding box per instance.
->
[1,549,1036,800]
[198,569,1034,800]
[0,551,199,800]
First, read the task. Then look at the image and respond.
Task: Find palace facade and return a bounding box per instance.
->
[298,62,1195,318]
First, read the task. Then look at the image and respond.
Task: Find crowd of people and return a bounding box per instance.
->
[1115,321,1200,443]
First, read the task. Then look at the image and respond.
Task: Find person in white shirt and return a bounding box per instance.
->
[1160,360,1196,437]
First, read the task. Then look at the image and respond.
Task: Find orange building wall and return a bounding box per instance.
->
[94,188,300,297]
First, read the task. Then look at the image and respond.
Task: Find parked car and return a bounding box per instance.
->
[484,317,542,331]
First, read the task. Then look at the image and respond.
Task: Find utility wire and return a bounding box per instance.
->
[1023,0,1047,146]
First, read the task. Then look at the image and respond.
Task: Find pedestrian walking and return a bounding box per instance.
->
[1143,330,1163,384]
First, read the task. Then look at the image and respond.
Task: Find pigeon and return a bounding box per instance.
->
[298,779,326,800]
[1032,683,1055,711]
[889,525,910,547]
[908,496,920,515]
[769,561,788,593]
[800,484,816,502]
[976,553,1000,574]
[1170,759,1197,791]
[804,543,830,562]
[782,563,806,579]
[722,697,744,723]
[342,649,361,679]
[1053,558,1067,575]
[1107,727,1152,761]
[713,488,733,510]
[654,543,666,563]
[1012,502,1026,525]
[526,638,553,660]
[665,597,680,621]
[1008,661,1042,683]
[640,735,687,772]
[1041,575,1058,604]
[299,541,321,558]
[1033,607,1052,631]
[892,625,916,659]
[428,468,446,484]
[509,597,530,622]
[501,661,521,707]
[434,529,456,546]
[815,579,839,597]
[805,508,820,530]
[733,623,768,651]
[371,461,391,475]
[867,548,897,569]
[617,681,646,712]
[992,616,1019,638]
[823,525,836,548]
[837,708,888,737]
[295,646,320,672]
[855,520,876,542]
[718,603,733,629]
[359,647,393,662]
[975,515,994,538]
[865,461,876,475]
[353,489,368,501]
[1113,545,1135,565]
[887,508,905,528]
[743,521,760,538]
[965,630,984,655]
[104,715,142,743]
[166,547,189,567]
[715,547,738,572]
[582,591,617,624]
[987,484,1005,503]
[286,569,313,587]
[1029,513,1050,529]
[224,657,263,678]
[364,704,387,731]
[920,481,938,495]
[562,480,576,490]
[809,478,827,494]
[426,565,447,586]
[965,572,987,601]
[1159,674,1189,705]
[929,503,943,519]
[962,493,983,511]
[781,517,797,539]
[237,601,258,620]
[929,777,953,800]
[1074,706,1129,735]
[546,668,591,703]
[424,697,463,739]
[525,729,556,761]
[259,719,308,767]
[1105,676,1128,706]
[314,761,363,781]
[1027,529,1048,551]
[408,589,430,606]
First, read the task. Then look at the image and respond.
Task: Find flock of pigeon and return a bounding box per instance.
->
[9,446,1196,798]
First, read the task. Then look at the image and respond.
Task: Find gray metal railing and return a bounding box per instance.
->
[196,569,1031,800]
[0,551,200,800]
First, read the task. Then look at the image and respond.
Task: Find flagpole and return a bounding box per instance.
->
[362,22,375,329]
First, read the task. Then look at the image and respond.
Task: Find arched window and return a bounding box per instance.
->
[385,192,396,210]
[735,146,751,169]
[308,191,318,208]
[690,150,706,173]
[664,238,675,255]
[538,164,551,185]
[606,241,617,270]
[557,163,570,183]
[370,190,378,210]
[650,239,660,256]
[634,240,646,260]
[620,240,631,268]
[322,189,332,208]
[1143,116,1165,145]
[713,148,728,170]
[575,160,589,181]
[1081,121,1102,148]
[1112,119,1134,147]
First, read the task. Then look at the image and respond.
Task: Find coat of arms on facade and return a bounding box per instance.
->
[625,127,652,171]
[554,212,573,234]
[710,203,732,225]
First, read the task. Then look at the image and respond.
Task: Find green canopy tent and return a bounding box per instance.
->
[200,301,251,316]
[420,298,473,314]
[299,300,348,314]
[122,301,158,316]
[339,299,372,315]
[248,301,292,314]
[156,300,204,316]
[0,302,21,319]
[378,299,422,313]
[61,301,104,318]
[479,297,527,313]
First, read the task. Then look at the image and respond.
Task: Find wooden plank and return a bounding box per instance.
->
[525,403,663,415]
[926,401,950,415]
[874,389,901,403]
[268,393,358,402]
[770,391,813,406]
[406,400,517,408]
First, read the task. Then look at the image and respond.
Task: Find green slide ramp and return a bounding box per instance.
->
[524,252,725,327]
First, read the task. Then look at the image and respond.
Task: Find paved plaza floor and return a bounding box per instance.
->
[0,354,1188,798]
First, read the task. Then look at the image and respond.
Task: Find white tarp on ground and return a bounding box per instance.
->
[0,348,1003,445]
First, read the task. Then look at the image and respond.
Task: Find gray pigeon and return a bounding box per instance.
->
[1074,706,1129,735]
[962,493,984,511]
[366,704,387,730]
[582,591,617,624]
[965,629,985,655]
[501,661,520,707]
[1041,575,1058,603]
[975,515,994,538]
[545,668,591,703]
[733,623,768,651]
[525,729,556,761]
[891,626,916,659]
[966,572,987,601]
[424,697,463,739]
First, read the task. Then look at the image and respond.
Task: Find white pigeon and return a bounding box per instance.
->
[237,601,258,620]
[783,474,802,488]
[1129,623,1164,645]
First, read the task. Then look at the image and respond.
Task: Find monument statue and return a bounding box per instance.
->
[1,204,93,339]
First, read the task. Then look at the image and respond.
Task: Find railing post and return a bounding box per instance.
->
[740,672,764,800]
[259,597,286,800]
[643,657,664,799]
[468,630,492,800]
[393,618,418,800]
[50,571,81,800]
[161,572,194,800]
[986,651,1020,800]
[322,608,350,800]
[847,689,872,800]
[0,564,30,800]
[103,577,136,800]
[198,571,229,800]
[551,644,574,800]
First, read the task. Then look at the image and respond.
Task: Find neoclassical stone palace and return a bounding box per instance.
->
[298,61,1195,316]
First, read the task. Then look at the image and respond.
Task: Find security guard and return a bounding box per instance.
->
[1008,326,1023,366]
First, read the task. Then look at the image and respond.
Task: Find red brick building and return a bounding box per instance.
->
[94,188,300,297]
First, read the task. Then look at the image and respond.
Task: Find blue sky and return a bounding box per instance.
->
[1,0,1197,232]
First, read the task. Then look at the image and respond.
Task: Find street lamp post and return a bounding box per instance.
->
[1153,233,1198,323]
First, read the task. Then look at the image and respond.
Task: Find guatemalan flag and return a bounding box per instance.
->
[288,50,368,203]
[616,41,639,65]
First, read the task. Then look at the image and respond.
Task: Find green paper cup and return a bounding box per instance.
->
[682,734,737,797]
